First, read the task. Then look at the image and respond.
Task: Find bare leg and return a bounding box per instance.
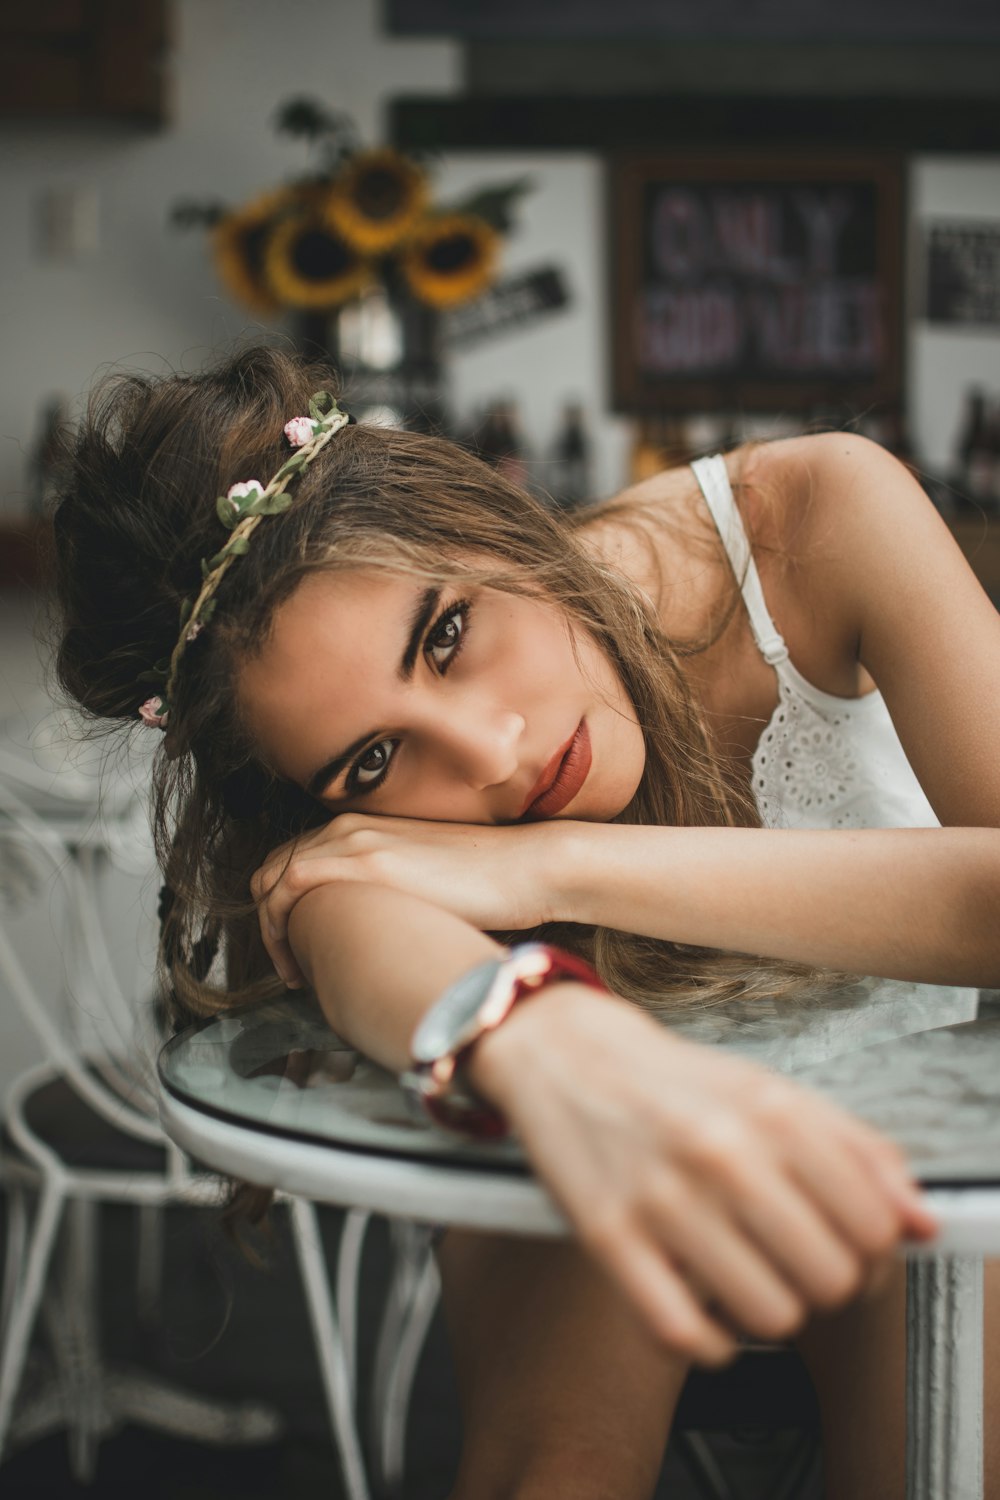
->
[798,1257,1000,1500]
[436,1229,690,1500]
[986,1258,1000,1498]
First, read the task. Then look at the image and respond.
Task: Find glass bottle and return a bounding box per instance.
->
[550,401,591,510]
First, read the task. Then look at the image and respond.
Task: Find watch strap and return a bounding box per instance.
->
[402,944,608,1139]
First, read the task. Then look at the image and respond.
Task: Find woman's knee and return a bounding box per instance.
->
[435,1230,687,1500]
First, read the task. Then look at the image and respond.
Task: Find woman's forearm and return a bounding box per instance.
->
[556,823,1000,986]
[284,880,608,1120]
[287,881,504,1072]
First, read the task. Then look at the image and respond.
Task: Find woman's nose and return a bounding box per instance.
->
[435,704,524,789]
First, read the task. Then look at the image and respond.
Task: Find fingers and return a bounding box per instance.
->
[638,1184,808,1343]
[252,850,344,988]
[784,1113,922,1265]
[727,1160,875,1310]
[268,935,306,990]
[833,1113,939,1242]
[250,857,300,986]
[589,1223,738,1367]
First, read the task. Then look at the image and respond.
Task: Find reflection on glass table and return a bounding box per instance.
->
[159,975,1000,1186]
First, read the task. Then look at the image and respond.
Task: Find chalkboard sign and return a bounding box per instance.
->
[924,221,1000,328]
[610,153,902,413]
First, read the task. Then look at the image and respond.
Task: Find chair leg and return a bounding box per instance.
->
[369,1221,437,1497]
[135,1203,164,1325]
[375,1243,440,1497]
[769,1431,821,1500]
[674,1430,741,1500]
[336,1209,370,1398]
[287,1196,371,1500]
[62,1198,104,1484]
[0,1177,65,1462]
[1,1183,29,1341]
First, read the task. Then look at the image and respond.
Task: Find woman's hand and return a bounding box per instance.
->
[252,814,568,987]
[467,984,938,1365]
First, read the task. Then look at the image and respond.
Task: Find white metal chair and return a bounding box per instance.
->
[0,711,375,1493]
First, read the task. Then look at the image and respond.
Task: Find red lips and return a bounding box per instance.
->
[520,720,592,820]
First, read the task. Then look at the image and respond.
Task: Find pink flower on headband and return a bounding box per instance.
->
[284,417,316,448]
[138,696,168,729]
[227,479,263,501]
[222,479,263,521]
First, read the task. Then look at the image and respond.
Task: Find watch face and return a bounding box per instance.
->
[410,958,504,1064]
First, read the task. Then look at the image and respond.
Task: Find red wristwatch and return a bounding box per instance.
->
[400,943,608,1139]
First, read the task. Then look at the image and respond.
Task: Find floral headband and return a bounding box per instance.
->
[138,391,350,732]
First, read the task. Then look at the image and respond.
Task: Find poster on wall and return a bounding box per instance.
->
[924,221,1000,328]
[609,153,903,413]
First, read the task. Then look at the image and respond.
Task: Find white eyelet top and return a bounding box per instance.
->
[691,454,938,832]
[676,455,978,1068]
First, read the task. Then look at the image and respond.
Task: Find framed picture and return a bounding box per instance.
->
[609,152,903,413]
[924,220,1000,328]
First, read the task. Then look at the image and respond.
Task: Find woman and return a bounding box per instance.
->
[54,344,1000,1500]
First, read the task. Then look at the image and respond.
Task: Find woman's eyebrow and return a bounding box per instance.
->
[304,584,442,798]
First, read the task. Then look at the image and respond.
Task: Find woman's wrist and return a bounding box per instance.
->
[463,980,621,1111]
[544,820,617,927]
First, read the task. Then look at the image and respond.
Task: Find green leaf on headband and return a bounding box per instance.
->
[256,491,294,515]
[276,452,308,479]
[222,535,251,558]
[200,557,212,579]
[179,598,193,629]
[309,391,334,420]
[137,668,165,685]
[200,599,217,624]
[216,494,239,530]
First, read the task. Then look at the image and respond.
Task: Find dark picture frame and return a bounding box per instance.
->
[609,152,903,414]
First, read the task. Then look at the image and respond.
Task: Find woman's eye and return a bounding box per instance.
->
[350,739,395,790]
[426,602,469,671]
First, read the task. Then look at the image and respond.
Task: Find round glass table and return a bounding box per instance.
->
[158,978,1000,1500]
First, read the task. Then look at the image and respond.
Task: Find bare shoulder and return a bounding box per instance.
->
[735,430,928,556]
[577,463,711,610]
[743,430,998,670]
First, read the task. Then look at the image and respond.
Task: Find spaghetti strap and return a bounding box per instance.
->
[690,455,790,668]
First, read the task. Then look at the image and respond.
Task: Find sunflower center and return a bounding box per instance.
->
[354,167,408,221]
[240,223,270,277]
[291,227,356,282]
[424,233,477,274]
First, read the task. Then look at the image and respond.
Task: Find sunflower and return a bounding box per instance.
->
[399,214,500,309]
[263,209,370,310]
[325,147,428,254]
[210,189,294,315]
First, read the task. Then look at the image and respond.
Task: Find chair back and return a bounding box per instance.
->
[0,698,166,1147]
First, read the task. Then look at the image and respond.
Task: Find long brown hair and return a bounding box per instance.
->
[53,343,812,1027]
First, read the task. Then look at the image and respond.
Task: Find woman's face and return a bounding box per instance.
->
[237,566,646,826]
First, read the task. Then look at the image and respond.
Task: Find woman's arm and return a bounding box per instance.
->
[287,878,936,1364]
[256,806,1000,990]
[552,821,1000,985]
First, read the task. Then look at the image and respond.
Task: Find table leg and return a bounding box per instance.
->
[906,1255,983,1500]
